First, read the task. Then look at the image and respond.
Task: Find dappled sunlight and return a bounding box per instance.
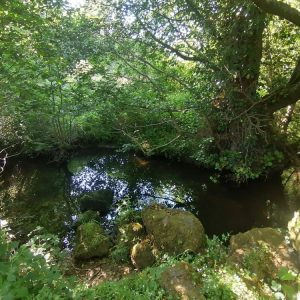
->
[71,152,196,210]
[216,267,273,299]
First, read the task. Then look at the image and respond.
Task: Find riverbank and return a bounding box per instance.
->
[1,204,299,299]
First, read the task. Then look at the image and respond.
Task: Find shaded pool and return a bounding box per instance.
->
[0,149,299,247]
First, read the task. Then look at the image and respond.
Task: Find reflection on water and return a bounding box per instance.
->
[1,149,300,246]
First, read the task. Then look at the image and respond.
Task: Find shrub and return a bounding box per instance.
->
[0,229,78,299]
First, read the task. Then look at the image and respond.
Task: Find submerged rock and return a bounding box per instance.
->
[78,189,114,215]
[228,227,299,279]
[131,239,156,269]
[160,262,205,300]
[67,154,97,174]
[74,222,112,260]
[288,211,300,256]
[142,205,205,255]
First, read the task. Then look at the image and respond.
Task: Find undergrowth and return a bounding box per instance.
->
[1,228,299,299]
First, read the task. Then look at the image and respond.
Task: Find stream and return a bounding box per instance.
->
[0,149,299,248]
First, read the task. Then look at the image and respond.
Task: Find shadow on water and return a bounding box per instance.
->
[1,149,300,247]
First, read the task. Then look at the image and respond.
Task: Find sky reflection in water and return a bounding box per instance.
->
[1,149,299,248]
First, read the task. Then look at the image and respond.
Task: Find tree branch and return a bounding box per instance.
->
[251,0,300,27]
[265,81,300,112]
[145,29,220,71]
[260,56,300,112]
[135,16,220,71]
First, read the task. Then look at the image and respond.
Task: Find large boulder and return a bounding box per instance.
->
[78,189,114,215]
[141,205,206,255]
[288,211,300,257]
[131,239,156,269]
[228,227,299,279]
[74,222,112,260]
[160,262,205,300]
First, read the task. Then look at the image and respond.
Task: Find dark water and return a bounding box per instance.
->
[1,149,300,246]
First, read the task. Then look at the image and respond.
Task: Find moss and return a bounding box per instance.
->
[74,222,112,260]
[74,210,100,228]
[110,243,131,263]
[142,205,206,255]
[230,228,284,251]
[78,190,114,215]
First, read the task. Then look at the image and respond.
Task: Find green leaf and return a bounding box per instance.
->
[15,286,29,298]
[282,284,297,299]
[278,267,297,281]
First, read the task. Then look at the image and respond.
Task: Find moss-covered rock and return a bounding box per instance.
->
[74,222,112,260]
[288,211,300,256]
[228,228,299,279]
[131,239,156,269]
[160,262,205,300]
[78,189,114,215]
[141,205,206,255]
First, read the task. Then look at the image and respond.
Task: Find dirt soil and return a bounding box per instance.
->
[65,257,135,286]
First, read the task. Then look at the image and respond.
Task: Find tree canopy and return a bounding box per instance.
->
[1,0,300,181]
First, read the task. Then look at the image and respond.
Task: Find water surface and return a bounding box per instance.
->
[0,149,299,246]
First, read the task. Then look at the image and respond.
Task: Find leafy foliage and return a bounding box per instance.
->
[0,229,78,299]
[1,0,300,179]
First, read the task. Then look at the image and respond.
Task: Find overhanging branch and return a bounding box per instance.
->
[251,0,300,27]
[265,82,300,112]
[135,16,220,71]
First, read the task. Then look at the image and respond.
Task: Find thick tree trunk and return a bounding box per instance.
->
[222,4,266,99]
